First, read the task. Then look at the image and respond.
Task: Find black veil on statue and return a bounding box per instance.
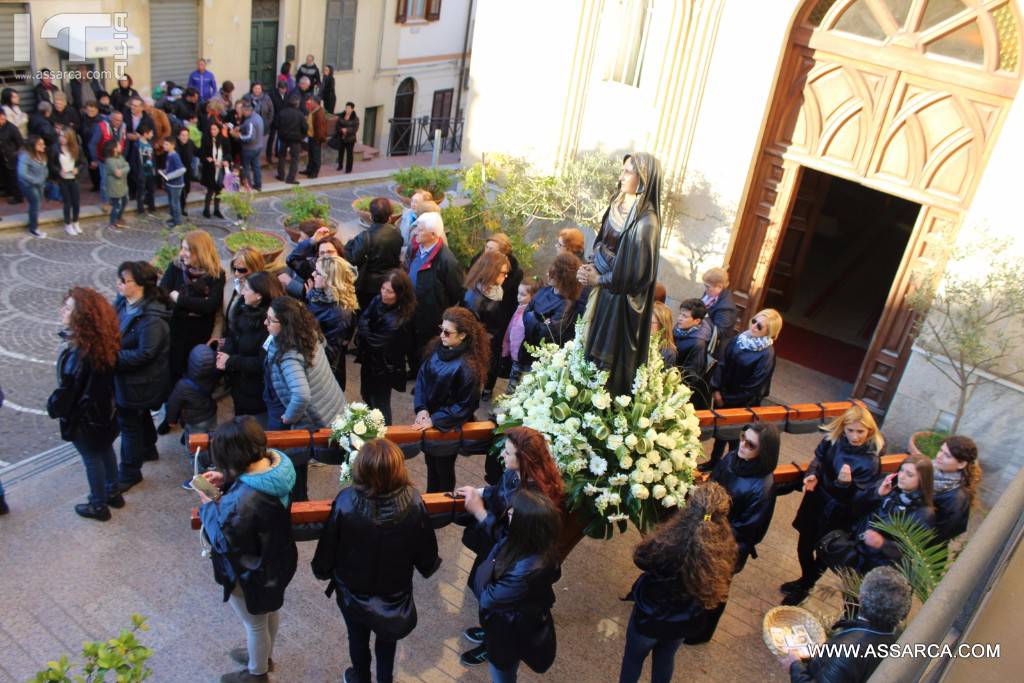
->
[584,152,662,396]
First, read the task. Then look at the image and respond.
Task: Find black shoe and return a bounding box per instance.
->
[229,647,274,672]
[781,588,811,606]
[75,503,111,521]
[219,669,267,683]
[299,170,311,176]
[460,644,488,666]
[182,209,189,216]
[285,179,299,185]
[780,579,810,595]
[342,668,356,683]
[107,493,126,509]
[117,478,142,493]
[275,175,285,182]
[213,209,225,219]
[156,421,171,435]
[0,494,8,515]
[203,208,211,218]
[463,626,485,644]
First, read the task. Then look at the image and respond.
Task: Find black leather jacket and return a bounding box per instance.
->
[711,336,776,408]
[355,295,411,392]
[113,296,171,409]
[345,222,403,307]
[710,451,776,560]
[790,618,897,683]
[933,485,970,543]
[520,286,585,363]
[853,487,935,572]
[48,340,118,446]
[628,571,726,643]
[222,299,270,415]
[795,435,883,535]
[414,342,480,431]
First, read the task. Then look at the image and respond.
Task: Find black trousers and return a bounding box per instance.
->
[426,455,457,493]
[136,173,156,212]
[305,141,322,177]
[59,179,80,223]
[2,163,23,200]
[360,364,393,425]
[278,141,301,182]
[265,125,278,162]
[337,140,355,173]
[340,601,397,683]
[117,406,157,483]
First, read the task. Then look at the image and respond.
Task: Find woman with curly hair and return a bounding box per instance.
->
[413,306,489,492]
[932,435,982,543]
[456,426,565,667]
[356,269,416,425]
[306,255,357,390]
[160,229,226,382]
[463,249,511,402]
[619,482,737,683]
[264,296,346,500]
[47,288,122,520]
[519,253,585,371]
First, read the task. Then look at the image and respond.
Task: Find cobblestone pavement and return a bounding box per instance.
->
[0,178,391,466]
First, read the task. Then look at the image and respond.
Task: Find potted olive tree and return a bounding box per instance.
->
[281,186,337,242]
[391,165,454,206]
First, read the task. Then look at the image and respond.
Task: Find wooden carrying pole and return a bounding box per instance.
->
[189,400,906,530]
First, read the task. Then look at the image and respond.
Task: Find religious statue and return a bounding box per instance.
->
[577,153,662,396]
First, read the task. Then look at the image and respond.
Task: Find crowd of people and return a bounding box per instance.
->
[1,57,360,238]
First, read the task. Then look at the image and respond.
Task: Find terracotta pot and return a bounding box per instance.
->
[351,198,403,225]
[223,230,288,264]
[909,431,931,457]
[283,217,338,244]
[394,185,446,207]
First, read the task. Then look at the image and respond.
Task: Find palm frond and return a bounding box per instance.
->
[871,511,950,602]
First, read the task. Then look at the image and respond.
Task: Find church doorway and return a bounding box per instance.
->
[764,169,919,384]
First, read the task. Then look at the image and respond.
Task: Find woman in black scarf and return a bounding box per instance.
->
[577,153,662,396]
[110,74,139,115]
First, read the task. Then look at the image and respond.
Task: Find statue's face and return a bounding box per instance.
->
[620,158,640,195]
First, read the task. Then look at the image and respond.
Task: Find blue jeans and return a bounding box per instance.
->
[340,604,397,683]
[618,612,683,683]
[488,660,520,683]
[241,149,262,190]
[74,438,118,506]
[19,182,41,233]
[109,196,126,224]
[117,406,157,483]
[166,185,183,225]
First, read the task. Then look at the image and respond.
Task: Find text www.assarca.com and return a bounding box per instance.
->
[808,642,1000,659]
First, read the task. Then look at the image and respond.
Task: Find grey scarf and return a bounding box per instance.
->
[933,468,962,494]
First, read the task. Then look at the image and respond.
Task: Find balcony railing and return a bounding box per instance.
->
[387,116,463,156]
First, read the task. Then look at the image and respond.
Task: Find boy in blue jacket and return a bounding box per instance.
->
[159,139,186,226]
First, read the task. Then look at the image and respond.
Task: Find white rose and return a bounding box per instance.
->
[646,451,661,464]
[352,420,368,435]
[643,470,656,484]
[661,495,677,508]
[564,384,579,399]
[615,395,632,408]
[631,483,650,500]
[620,456,634,469]
[652,484,667,499]
[592,392,612,410]
[655,433,677,449]
[624,434,639,449]
[638,417,651,429]
[606,434,624,450]
[659,460,674,474]
[664,474,679,488]
[634,456,651,471]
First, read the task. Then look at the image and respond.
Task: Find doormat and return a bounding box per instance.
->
[774,324,865,383]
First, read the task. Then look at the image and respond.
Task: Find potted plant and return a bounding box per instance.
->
[351,196,403,224]
[281,186,337,242]
[391,165,454,206]
[906,233,1024,454]
[152,224,191,273]
[31,614,153,683]
[224,230,288,264]
[221,189,256,229]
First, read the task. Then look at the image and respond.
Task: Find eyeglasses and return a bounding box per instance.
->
[439,326,455,338]
[752,319,764,331]
[232,266,249,274]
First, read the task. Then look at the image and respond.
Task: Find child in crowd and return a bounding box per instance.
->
[160,344,218,475]
[135,124,157,215]
[103,140,129,229]
[159,139,186,227]
[502,277,541,394]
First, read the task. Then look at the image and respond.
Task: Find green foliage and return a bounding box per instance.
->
[870,511,950,603]
[151,225,191,272]
[441,163,503,269]
[391,166,454,200]
[907,234,1024,433]
[353,196,403,215]
[913,430,949,458]
[224,231,284,254]
[282,186,330,224]
[32,615,152,682]
[220,190,255,223]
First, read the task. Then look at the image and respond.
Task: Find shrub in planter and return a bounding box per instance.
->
[909,429,949,458]
[391,166,454,205]
[221,190,256,229]
[225,230,288,263]
[352,196,403,224]
[151,225,191,273]
[281,186,335,241]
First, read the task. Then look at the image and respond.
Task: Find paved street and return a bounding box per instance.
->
[0,178,388,466]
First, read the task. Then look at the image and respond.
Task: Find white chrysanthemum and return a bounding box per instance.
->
[631,483,650,500]
[652,484,667,499]
[589,455,608,476]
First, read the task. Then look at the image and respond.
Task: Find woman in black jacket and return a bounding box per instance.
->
[356,269,416,425]
[306,255,357,390]
[200,121,228,218]
[109,74,139,115]
[218,272,284,424]
[932,435,981,543]
[519,253,585,370]
[782,404,885,605]
[702,308,782,472]
[471,489,562,682]
[710,422,779,572]
[463,249,511,401]
[175,127,197,216]
[321,65,336,114]
[160,229,226,382]
[312,439,440,683]
[48,287,122,520]
[412,307,488,492]
[619,483,737,683]
[700,267,737,352]
[113,261,172,490]
[197,418,298,683]
[853,454,935,574]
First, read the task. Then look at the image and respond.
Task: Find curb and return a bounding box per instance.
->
[0,163,460,234]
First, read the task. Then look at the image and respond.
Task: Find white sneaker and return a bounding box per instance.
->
[64,224,75,235]
[73,222,82,234]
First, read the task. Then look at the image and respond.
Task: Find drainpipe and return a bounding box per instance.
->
[453,0,473,130]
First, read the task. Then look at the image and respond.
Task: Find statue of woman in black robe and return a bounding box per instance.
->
[577,153,662,396]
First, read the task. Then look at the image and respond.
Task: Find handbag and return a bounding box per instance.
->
[815,529,860,570]
[326,134,341,151]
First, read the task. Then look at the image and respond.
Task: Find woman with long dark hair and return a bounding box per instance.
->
[55,128,84,235]
[412,306,489,492]
[321,65,337,114]
[197,418,297,683]
[782,404,885,605]
[456,426,565,668]
[519,253,585,369]
[200,121,228,218]
[113,261,172,490]
[312,439,440,683]
[17,135,48,237]
[218,272,284,424]
[618,483,737,683]
[263,296,346,501]
[356,269,416,424]
[47,288,121,520]
[160,229,226,382]
[933,435,981,543]
[709,422,780,572]
[471,489,562,682]
[463,249,512,402]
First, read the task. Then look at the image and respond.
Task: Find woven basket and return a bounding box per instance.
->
[762,606,827,657]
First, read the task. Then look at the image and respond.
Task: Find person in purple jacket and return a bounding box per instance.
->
[187,59,218,102]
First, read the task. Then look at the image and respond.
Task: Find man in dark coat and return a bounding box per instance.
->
[336,102,359,173]
[405,212,464,373]
[124,97,154,203]
[266,79,289,163]
[0,108,24,202]
[577,152,662,396]
[275,95,306,184]
[28,101,59,147]
[33,69,58,111]
[346,197,403,309]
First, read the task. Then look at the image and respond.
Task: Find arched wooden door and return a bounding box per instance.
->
[727,0,1023,416]
[389,77,417,156]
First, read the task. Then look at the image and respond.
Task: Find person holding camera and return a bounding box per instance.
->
[281,225,347,299]
[197,418,297,683]
[311,439,440,683]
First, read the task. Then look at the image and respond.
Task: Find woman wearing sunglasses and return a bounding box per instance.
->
[412,307,489,492]
[223,247,266,337]
[701,308,783,473]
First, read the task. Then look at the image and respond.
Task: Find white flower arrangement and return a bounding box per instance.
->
[329,403,387,485]
[493,321,700,538]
